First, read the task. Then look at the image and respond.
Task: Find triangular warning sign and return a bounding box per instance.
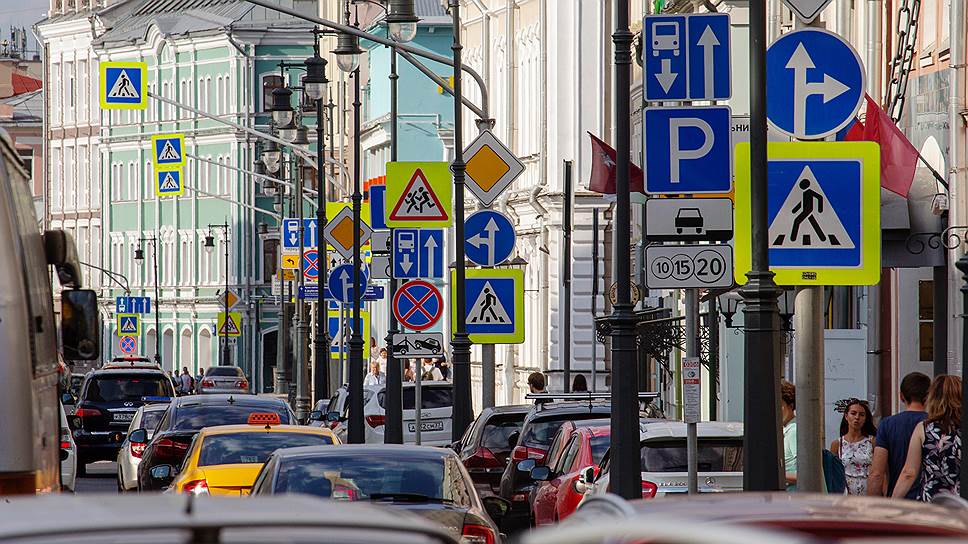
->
[120,317,138,333]
[219,315,241,336]
[768,166,855,249]
[388,169,448,221]
[108,69,140,99]
[159,172,180,191]
[158,140,181,161]
[467,281,511,324]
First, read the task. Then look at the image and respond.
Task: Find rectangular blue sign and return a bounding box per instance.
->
[301,285,384,301]
[644,13,731,101]
[115,296,151,314]
[282,218,319,249]
[643,106,732,194]
[370,185,387,230]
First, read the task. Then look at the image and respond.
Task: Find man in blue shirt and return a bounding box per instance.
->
[868,372,930,498]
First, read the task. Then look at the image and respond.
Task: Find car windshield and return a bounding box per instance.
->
[590,434,611,464]
[207,367,242,377]
[640,439,744,472]
[141,409,166,432]
[377,386,453,410]
[85,374,172,402]
[480,416,524,452]
[198,432,333,466]
[172,405,290,431]
[272,454,469,507]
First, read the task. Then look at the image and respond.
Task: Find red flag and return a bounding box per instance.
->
[587,132,645,194]
[843,117,865,142]
[850,95,918,198]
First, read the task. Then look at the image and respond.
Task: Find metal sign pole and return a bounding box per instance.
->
[415,358,422,445]
[384,47,404,445]
[685,289,699,495]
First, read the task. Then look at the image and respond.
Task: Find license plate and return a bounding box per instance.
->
[408,420,444,432]
[112,412,134,422]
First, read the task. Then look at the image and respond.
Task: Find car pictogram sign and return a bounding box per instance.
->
[323,206,372,259]
[100,61,147,110]
[117,314,140,337]
[119,336,137,354]
[462,130,526,207]
[218,311,242,337]
[151,134,185,168]
[394,280,444,331]
[386,162,452,227]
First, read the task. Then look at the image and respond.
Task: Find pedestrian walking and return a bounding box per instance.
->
[364,361,386,387]
[421,358,443,381]
[892,374,962,501]
[781,380,797,491]
[528,371,550,405]
[403,360,416,382]
[179,367,194,395]
[830,398,877,495]
[868,372,930,498]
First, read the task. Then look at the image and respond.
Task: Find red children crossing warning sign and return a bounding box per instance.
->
[385,162,452,227]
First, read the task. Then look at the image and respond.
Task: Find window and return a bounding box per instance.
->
[261,238,278,284]
[50,63,60,124]
[78,146,88,209]
[261,74,284,111]
[128,162,137,201]
[922,0,937,51]
[91,148,100,207]
[215,76,222,115]
[180,236,191,285]
[65,147,75,210]
[50,148,61,211]
[90,226,100,288]
[78,60,87,118]
[89,60,98,124]
[919,280,934,362]
[206,76,214,113]
[145,161,153,200]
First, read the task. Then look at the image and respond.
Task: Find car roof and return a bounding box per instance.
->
[0,494,457,542]
[89,367,168,377]
[526,402,612,422]
[640,421,743,441]
[274,444,457,461]
[197,424,337,439]
[484,404,531,415]
[173,394,284,408]
[613,492,968,534]
[141,401,172,412]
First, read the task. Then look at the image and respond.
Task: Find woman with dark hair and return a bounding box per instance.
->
[892,375,962,501]
[830,398,877,495]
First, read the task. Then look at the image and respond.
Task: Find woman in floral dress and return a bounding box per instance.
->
[830,398,877,495]
[892,374,962,501]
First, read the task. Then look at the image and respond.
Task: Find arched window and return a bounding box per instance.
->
[261,74,283,112]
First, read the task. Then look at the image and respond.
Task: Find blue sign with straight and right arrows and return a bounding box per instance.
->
[644,13,731,102]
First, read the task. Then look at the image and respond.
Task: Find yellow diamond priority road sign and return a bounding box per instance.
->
[462,130,525,207]
[323,205,372,260]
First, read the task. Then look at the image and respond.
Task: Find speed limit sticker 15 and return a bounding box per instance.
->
[645,244,733,289]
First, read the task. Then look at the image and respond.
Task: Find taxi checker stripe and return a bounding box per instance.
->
[401,289,435,321]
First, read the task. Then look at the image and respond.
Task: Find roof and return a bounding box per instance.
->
[174,394,285,407]
[92,0,316,48]
[0,494,457,542]
[197,423,337,438]
[274,443,457,461]
[11,73,41,95]
[90,366,168,376]
[0,90,42,125]
[640,421,743,441]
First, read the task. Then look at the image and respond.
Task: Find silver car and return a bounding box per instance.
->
[320,382,454,446]
[197,366,250,394]
[59,402,76,492]
[116,402,169,492]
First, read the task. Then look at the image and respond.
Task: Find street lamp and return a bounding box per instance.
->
[333,30,363,73]
[303,54,329,101]
[134,237,162,367]
[278,119,299,143]
[262,139,281,173]
[717,291,743,328]
[292,125,310,145]
[205,223,232,366]
[386,0,418,43]
[270,86,295,126]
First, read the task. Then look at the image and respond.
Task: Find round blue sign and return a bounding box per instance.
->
[393,280,443,331]
[328,263,369,304]
[464,210,516,267]
[766,28,865,140]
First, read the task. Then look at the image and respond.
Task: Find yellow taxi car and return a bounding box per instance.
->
[171,412,339,496]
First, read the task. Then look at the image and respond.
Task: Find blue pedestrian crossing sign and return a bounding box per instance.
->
[734,142,881,286]
[327,310,370,358]
[100,61,147,110]
[766,28,865,140]
[151,134,185,168]
[644,13,731,101]
[644,106,732,194]
[117,314,140,337]
[392,228,444,279]
[155,167,184,197]
[464,210,515,267]
[453,269,525,344]
[328,264,370,304]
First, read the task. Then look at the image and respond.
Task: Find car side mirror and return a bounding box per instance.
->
[481,495,510,524]
[506,430,520,450]
[308,410,323,422]
[61,289,101,361]
[575,465,597,494]
[129,429,148,444]
[517,459,536,473]
[326,412,340,423]
[149,464,174,482]
[530,466,552,481]
[61,393,75,405]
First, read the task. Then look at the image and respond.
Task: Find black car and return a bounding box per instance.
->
[72,366,175,475]
[454,404,530,499]
[251,444,509,543]
[134,394,296,491]
[496,401,613,533]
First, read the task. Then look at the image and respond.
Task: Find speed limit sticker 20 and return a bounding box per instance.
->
[645,244,733,289]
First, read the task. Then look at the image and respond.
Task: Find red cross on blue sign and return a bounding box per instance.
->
[393,280,443,331]
[119,336,137,354]
[302,249,320,280]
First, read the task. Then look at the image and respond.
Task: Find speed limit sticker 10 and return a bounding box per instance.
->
[645,244,734,289]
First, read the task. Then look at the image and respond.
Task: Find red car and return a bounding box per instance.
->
[529,423,610,526]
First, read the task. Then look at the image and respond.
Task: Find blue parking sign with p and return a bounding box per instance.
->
[644,105,732,194]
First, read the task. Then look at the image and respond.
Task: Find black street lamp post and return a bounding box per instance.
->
[205,223,231,366]
[134,237,161,367]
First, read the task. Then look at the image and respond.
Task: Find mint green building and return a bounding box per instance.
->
[91,0,319,390]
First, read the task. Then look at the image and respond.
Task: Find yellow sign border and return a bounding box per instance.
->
[734,141,881,286]
[99,61,148,111]
[154,165,185,197]
[217,311,243,337]
[385,162,453,227]
[151,134,186,168]
[117,313,140,337]
[451,268,525,344]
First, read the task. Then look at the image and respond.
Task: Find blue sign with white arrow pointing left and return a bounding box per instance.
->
[766,27,865,140]
[464,210,515,267]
